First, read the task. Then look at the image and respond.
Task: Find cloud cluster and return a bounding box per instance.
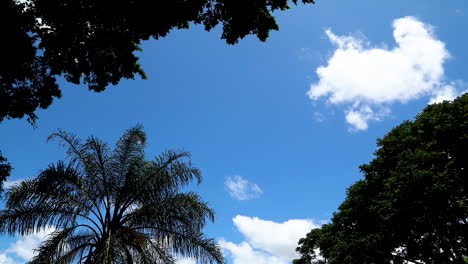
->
[0,226,56,264]
[308,16,464,131]
[219,241,285,264]
[0,227,196,264]
[220,215,319,264]
[225,176,263,200]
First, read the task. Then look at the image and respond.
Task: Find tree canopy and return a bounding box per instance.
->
[0,153,12,195]
[0,0,315,124]
[294,94,468,264]
[0,125,225,263]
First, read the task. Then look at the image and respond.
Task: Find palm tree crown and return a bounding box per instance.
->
[0,125,225,264]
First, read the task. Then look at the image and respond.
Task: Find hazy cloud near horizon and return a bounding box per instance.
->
[219,215,319,264]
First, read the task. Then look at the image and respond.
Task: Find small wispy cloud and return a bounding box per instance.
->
[313,111,326,122]
[296,47,316,62]
[225,176,262,200]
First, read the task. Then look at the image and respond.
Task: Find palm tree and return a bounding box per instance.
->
[0,125,225,264]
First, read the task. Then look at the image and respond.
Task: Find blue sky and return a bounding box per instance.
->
[1,0,468,263]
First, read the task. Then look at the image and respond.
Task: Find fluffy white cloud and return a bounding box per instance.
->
[225,176,262,200]
[219,240,285,264]
[220,216,319,264]
[427,84,462,104]
[344,106,390,131]
[308,16,465,131]
[0,253,17,264]
[0,226,56,263]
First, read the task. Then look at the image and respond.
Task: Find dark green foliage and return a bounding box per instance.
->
[0,0,60,124]
[0,152,12,195]
[0,0,315,123]
[0,125,225,264]
[294,94,468,264]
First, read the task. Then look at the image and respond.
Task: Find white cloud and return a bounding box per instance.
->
[313,111,326,122]
[0,226,56,263]
[0,254,17,264]
[3,179,24,189]
[0,227,199,264]
[220,216,319,264]
[308,16,465,131]
[175,257,197,264]
[345,105,390,132]
[219,240,286,264]
[225,176,262,200]
[428,84,459,104]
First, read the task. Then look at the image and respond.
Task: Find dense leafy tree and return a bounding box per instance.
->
[1,0,315,123]
[294,94,468,264]
[0,125,225,264]
[0,0,60,124]
[0,153,12,195]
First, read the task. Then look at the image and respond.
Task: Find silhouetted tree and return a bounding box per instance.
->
[1,0,315,123]
[0,125,225,264]
[0,153,12,195]
[294,94,468,264]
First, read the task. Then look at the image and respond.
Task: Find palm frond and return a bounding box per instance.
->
[0,204,78,235]
[47,130,87,168]
[5,162,101,226]
[28,227,94,264]
[112,124,146,178]
[83,136,111,180]
[154,149,202,185]
[154,228,225,264]
[123,192,215,231]
[128,150,201,205]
